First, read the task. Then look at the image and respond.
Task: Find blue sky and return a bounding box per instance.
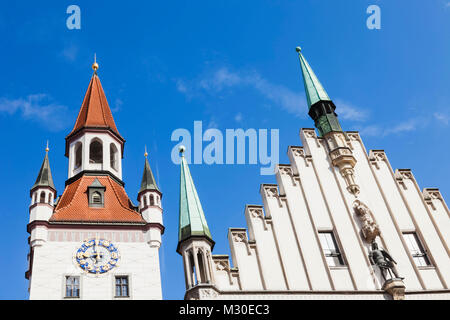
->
[0,1,449,300]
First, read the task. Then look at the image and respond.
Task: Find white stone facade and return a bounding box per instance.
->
[67,131,123,180]
[185,129,450,300]
[28,227,162,300]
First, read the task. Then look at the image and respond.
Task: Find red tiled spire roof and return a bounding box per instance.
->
[67,73,122,140]
[51,176,145,224]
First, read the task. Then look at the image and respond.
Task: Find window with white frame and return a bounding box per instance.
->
[318,231,345,267]
[115,276,129,297]
[65,276,80,298]
[403,232,431,267]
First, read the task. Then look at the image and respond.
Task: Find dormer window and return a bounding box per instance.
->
[92,191,102,204]
[88,178,106,208]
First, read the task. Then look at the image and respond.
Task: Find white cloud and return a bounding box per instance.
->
[176,80,188,93]
[176,66,449,141]
[384,118,419,135]
[434,112,449,125]
[359,118,421,137]
[206,116,219,129]
[177,67,307,117]
[334,99,368,122]
[61,43,79,62]
[0,94,72,131]
[234,112,243,123]
[176,67,374,123]
[198,68,241,92]
[112,98,123,112]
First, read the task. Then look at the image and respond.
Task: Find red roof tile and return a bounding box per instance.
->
[51,176,144,224]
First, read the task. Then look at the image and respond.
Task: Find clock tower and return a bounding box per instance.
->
[26,61,164,300]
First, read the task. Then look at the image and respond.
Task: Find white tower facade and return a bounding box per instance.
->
[26,64,164,300]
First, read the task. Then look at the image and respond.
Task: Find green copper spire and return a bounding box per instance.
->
[32,143,55,191]
[296,46,331,108]
[139,149,160,193]
[296,46,343,137]
[177,146,213,252]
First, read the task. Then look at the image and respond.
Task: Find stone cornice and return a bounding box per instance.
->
[27,220,164,235]
[65,170,125,187]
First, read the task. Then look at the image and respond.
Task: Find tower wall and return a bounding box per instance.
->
[28,227,162,300]
[68,132,123,180]
[27,70,164,301]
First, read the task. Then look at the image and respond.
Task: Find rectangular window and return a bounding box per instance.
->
[403,232,431,267]
[65,276,80,298]
[115,276,129,297]
[318,231,345,267]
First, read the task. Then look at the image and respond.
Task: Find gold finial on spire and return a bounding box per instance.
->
[144,145,148,158]
[179,145,186,155]
[92,53,99,72]
[296,46,302,53]
[45,140,49,153]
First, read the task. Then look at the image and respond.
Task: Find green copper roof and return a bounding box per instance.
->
[32,151,55,190]
[296,47,331,109]
[139,157,160,193]
[178,154,213,247]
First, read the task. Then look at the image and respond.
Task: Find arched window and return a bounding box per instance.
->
[150,194,155,206]
[48,194,53,205]
[110,143,118,171]
[188,251,197,287]
[197,251,207,284]
[40,191,46,203]
[89,139,103,164]
[143,195,148,207]
[92,191,102,204]
[74,142,82,169]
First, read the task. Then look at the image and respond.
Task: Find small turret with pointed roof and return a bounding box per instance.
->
[29,142,57,223]
[137,147,164,248]
[139,147,160,194]
[31,142,55,192]
[177,146,216,290]
[296,46,343,137]
[177,146,214,253]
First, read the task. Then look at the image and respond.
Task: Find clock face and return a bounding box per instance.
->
[75,238,119,274]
